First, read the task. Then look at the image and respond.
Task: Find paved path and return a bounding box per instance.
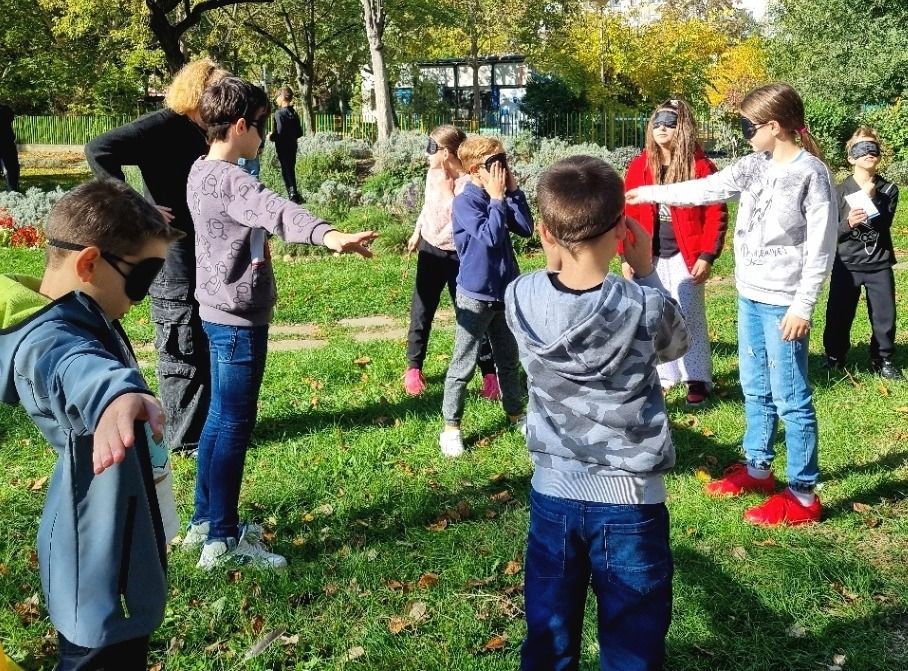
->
[136,310,455,357]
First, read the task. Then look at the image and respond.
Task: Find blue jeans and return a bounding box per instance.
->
[193,322,269,541]
[738,297,819,491]
[521,489,673,671]
[56,632,149,670]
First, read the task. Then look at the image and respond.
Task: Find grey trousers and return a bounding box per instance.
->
[151,288,210,452]
[442,292,524,425]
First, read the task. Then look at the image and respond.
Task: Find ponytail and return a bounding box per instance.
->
[797,127,825,162]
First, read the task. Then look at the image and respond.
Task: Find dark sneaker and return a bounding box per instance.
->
[686,381,709,407]
[823,355,845,371]
[872,359,905,381]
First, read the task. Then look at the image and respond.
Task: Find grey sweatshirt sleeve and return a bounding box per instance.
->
[224,169,335,245]
[635,271,690,364]
[636,153,760,206]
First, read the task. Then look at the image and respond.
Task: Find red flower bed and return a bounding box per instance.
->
[0,207,45,248]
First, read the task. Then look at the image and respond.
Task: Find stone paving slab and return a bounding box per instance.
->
[337,316,399,329]
[352,327,408,342]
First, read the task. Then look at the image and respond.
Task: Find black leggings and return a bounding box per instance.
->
[275,143,299,197]
[823,258,896,361]
[406,241,495,376]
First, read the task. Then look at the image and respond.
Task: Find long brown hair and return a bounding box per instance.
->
[739,82,824,161]
[644,99,701,184]
[430,124,467,154]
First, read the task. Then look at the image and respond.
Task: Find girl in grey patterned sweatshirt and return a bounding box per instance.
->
[628,82,837,527]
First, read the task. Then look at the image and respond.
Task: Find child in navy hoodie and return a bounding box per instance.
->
[439,135,533,457]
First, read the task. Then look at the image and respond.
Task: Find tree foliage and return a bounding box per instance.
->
[767,0,908,107]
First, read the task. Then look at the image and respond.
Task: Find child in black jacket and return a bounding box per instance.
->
[823,126,902,379]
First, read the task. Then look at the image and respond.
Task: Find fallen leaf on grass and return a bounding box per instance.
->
[14,593,41,624]
[753,538,778,547]
[353,356,371,366]
[149,664,163,671]
[249,614,265,635]
[408,601,428,622]
[465,576,496,589]
[241,627,286,662]
[344,646,366,661]
[831,582,860,602]
[280,633,299,646]
[228,570,243,583]
[694,468,711,483]
[489,473,506,483]
[503,560,522,576]
[480,634,508,652]
[879,382,890,397]
[388,616,408,634]
[701,427,715,437]
[204,640,226,653]
[490,490,512,503]
[852,502,871,514]
[29,476,48,491]
[895,406,908,413]
[484,509,498,519]
[786,623,806,638]
[417,572,439,589]
[731,546,748,561]
[425,516,448,532]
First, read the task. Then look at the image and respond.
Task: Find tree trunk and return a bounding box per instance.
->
[294,65,315,134]
[361,0,396,141]
[146,3,187,74]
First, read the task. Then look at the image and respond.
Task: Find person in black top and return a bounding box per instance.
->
[0,103,20,192]
[823,126,903,380]
[270,86,303,203]
[85,58,229,452]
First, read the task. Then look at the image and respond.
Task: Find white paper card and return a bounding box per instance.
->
[844,190,879,219]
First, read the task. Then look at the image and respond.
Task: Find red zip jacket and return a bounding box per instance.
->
[623,149,728,271]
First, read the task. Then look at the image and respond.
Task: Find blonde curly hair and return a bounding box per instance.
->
[164,58,229,116]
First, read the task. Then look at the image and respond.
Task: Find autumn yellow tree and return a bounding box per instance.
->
[707,36,769,109]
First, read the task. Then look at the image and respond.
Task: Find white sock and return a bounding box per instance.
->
[789,488,816,506]
[746,466,772,480]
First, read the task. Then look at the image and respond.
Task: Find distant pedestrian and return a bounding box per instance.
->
[0,103,21,192]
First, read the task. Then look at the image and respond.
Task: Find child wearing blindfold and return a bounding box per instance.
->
[403,126,501,400]
[823,127,902,380]
[0,179,184,669]
[184,77,377,571]
[439,135,533,458]
[627,82,838,526]
[623,98,728,407]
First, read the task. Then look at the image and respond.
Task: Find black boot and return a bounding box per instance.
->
[288,188,303,204]
[872,358,905,381]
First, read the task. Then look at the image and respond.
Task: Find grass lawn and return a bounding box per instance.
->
[1,202,908,670]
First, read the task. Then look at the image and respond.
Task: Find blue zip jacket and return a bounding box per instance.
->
[0,275,167,648]
[452,182,534,302]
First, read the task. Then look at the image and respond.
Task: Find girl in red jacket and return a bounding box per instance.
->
[624,99,728,405]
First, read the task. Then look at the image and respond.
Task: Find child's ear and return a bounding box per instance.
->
[235,118,248,135]
[73,247,102,284]
[613,216,628,242]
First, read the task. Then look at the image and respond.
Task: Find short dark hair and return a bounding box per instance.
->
[537,156,625,251]
[200,76,270,142]
[45,179,184,268]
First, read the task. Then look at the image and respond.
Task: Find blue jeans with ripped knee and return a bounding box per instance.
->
[738,296,819,491]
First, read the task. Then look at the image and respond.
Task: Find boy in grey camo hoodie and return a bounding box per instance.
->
[504,156,689,671]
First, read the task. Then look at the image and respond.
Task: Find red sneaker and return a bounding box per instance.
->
[686,381,709,407]
[403,368,427,396]
[744,489,822,526]
[480,373,501,401]
[704,463,777,497]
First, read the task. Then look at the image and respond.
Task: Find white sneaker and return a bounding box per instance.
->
[195,529,287,571]
[439,428,464,458]
[181,521,264,549]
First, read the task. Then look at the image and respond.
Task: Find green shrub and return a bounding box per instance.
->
[297,151,358,196]
[861,100,908,161]
[885,160,908,186]
[804,98,856,166]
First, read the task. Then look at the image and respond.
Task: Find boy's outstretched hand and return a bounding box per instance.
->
[624,188,651,206]
[622,217,654,278]
[93,393,165,475]
[323,230,379,258]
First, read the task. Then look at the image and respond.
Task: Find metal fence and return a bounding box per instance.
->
[13,110,717,150]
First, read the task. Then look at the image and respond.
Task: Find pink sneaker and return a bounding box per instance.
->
[403,368,426,396]
[480,373,501,401]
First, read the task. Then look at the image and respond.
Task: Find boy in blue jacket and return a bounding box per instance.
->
[0,179,182,669]
[439,135,533,457]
